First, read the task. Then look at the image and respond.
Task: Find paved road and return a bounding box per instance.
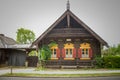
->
[0,77,120,80]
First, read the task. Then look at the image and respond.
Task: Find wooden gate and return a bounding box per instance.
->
[27,56,38,67]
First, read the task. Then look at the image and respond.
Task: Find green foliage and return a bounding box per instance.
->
[116,44,120,55]
[94,56,104,68]
[38,41,57,61]
[48,41,57,48]
[107,47,117,55]
[39,45,52,61]
[102,44,120,56]
[94,56,120,68]
[103,56,120,68]
[37,42,57,68]
[28,50,37,56]
[95,44,120,68]
[16,28,35,44]
[35,66,46,71]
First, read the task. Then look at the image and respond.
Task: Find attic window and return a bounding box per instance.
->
[66,39,71,41]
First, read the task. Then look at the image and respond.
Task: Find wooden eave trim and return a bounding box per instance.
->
[31,10,68,46]
[31,10,108,47]
[67,11,70,27]
[68,10,108,47]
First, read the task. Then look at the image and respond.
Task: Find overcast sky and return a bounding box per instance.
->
[0,0,120,46]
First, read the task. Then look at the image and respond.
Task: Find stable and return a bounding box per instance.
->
[32,1,108,68]
[0,34,35,67]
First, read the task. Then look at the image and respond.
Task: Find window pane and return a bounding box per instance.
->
[53,49,56,58]
[66,49,68,55]
[51,49,57,58]
[66,49,68,57]
[54,49,56,55]
[82,49,84,54]
[70,49,72,58]
[82,49,85,58]
[70,49,72,55]
[65,49,73,58]
[86,49,88,55]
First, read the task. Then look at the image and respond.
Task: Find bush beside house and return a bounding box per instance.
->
[103,56,120,68]
[95,44,120,68]
[95,56,120,68]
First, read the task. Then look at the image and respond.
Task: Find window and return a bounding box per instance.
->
[79,43,92,59]
[63,43,75,60]
[51,49,57,58]
[65,49,73,58]
[66,49,68,57]
[70,49,72,57]
[81,48,89,58]
[50,44,58,59]
[86,49,88,55]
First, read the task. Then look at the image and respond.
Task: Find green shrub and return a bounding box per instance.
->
[103,56,120,68]
[102,44,120,56]
[94,56,120,68]
[28,50,37,56]
[94,56,104,68]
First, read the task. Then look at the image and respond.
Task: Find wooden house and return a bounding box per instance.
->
[31,1,108,68]
[0,34,35,67]
[0,34,15,66]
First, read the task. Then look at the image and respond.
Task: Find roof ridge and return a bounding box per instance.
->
[31,10,108,47]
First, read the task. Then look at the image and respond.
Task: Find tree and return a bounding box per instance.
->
[116,44,120,56]
[28,50,37,56]
[38,41,57,61]
[39,45,52,61]
[16,28,35,44]
[102,44,120,56]
[38,41,57,67]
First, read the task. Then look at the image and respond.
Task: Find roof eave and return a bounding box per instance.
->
[31,10,69,47]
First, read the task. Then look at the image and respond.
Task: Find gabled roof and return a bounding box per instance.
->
[0,34,36,50]
[0,34,16,48]
[32,10,108,47]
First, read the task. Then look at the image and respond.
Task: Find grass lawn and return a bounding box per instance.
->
[1,73,120,77]
[35,68,120,71]
[0,67,120,77]
[34,66,120,71]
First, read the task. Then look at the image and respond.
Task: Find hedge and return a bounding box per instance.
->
[103,56,120,68]
[95,56,120,68]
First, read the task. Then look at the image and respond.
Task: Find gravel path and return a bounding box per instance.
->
[0,68,120,75]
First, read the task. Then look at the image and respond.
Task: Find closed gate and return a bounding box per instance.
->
[27,56,38,67]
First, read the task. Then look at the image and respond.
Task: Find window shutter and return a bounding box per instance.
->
[62,48,65,58]
[56,48,60,58]
[73,48,76,58]
[89,48,92,58]
[78,48,82,58]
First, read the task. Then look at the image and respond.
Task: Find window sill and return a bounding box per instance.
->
[80,58,91,60]
[64,58,75,60]
[51,58,58,60]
